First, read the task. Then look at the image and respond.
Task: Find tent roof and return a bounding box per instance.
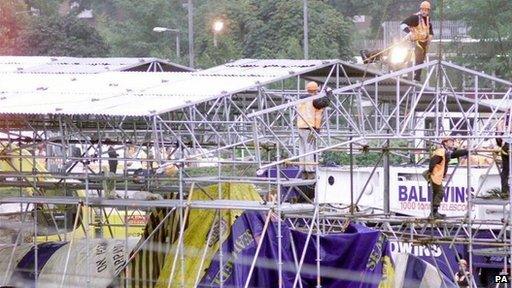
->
[0,56,193,73]
[0,59,339,117]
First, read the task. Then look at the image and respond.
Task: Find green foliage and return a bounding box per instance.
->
[93,0,353,67]
[193,0,352,67]
[0,0,30,55]
[322,150,406,166]
[329,0,419,37]
[3,0,509,77]
[322,140,411,166]
[19,13,109,57]
[327,0,373,18]
[24,0,62,16]
[95,0,187,62]
[445,0,512,78]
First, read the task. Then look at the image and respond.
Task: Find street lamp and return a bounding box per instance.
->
[153,27,180,61]
[212,20,224,47]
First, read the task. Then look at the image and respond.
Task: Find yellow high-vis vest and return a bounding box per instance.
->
[431,147,446,185]
[297,100,323,129]
[410,14,430,42]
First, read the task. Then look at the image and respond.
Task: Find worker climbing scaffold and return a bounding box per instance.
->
[424,136,468,219]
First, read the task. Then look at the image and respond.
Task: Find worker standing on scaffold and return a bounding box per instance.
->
[496,113,511,196]
[296,81,329,180]
[400,1,434,81]
[424,136,468,219]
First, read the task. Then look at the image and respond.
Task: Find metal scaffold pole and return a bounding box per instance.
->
[0,58,511,287]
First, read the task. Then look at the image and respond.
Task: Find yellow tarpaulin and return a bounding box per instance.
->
[0,143,52,196]
[0,143,146,242]
[127,193,180,288]
[36,206,147,242]
[155,183,262,288]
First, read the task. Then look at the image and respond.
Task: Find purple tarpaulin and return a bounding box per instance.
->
[389,238,465,278]
[257,167,303,201]
[290,224,390,288]
[12,242,67,287]
[199,211,391,288]
[391,228,504,275]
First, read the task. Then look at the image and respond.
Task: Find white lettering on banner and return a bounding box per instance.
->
[489,256,505,262]
[398,201,469,212]
[212,229,255,285]
[390,241,442,257]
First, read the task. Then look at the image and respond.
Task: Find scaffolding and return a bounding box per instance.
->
[0,58,511,287]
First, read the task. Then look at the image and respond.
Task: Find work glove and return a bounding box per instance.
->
[307,130,316,144]
[493,147,507,155]
[325,86,333,97]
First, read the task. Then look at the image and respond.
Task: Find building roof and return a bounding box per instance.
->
[0,59,338,117]
[0,56,193,73]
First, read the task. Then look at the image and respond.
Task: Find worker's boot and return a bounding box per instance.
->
[429,206,446,219]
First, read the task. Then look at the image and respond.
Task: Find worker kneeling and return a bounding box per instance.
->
[424,137,468,219]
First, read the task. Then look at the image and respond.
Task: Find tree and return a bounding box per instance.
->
[445,0,512,78]
[0,0,30,55]
[95,0,188,62]
[19,13,109,57]
[329,0,420,38]
[23,0,61,16]
[327,0,373,18]
[95,0,353,67]
[193,0,353,67]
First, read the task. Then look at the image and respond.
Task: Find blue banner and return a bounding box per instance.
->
[13,242,67,286]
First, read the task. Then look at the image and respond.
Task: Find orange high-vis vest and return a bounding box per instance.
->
[431,147,446,185]
[297,100,323,129]
[410,14,430,42]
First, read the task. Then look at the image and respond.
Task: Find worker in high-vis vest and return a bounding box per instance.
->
[296,81,329,179]
[425,137,468,218]
[400,1,433,81]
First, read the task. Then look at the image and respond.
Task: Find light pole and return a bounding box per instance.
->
[303,0,309,59]
[153,27,180,62]
[212,20,224,47]
[187,0,194,68]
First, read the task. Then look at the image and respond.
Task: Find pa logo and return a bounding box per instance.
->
[495,275,509,284]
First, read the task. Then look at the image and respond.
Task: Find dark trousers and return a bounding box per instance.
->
[431,182,444,209]
[501,145,510,194]
[414,41,428,81]
[108,160,118,174]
